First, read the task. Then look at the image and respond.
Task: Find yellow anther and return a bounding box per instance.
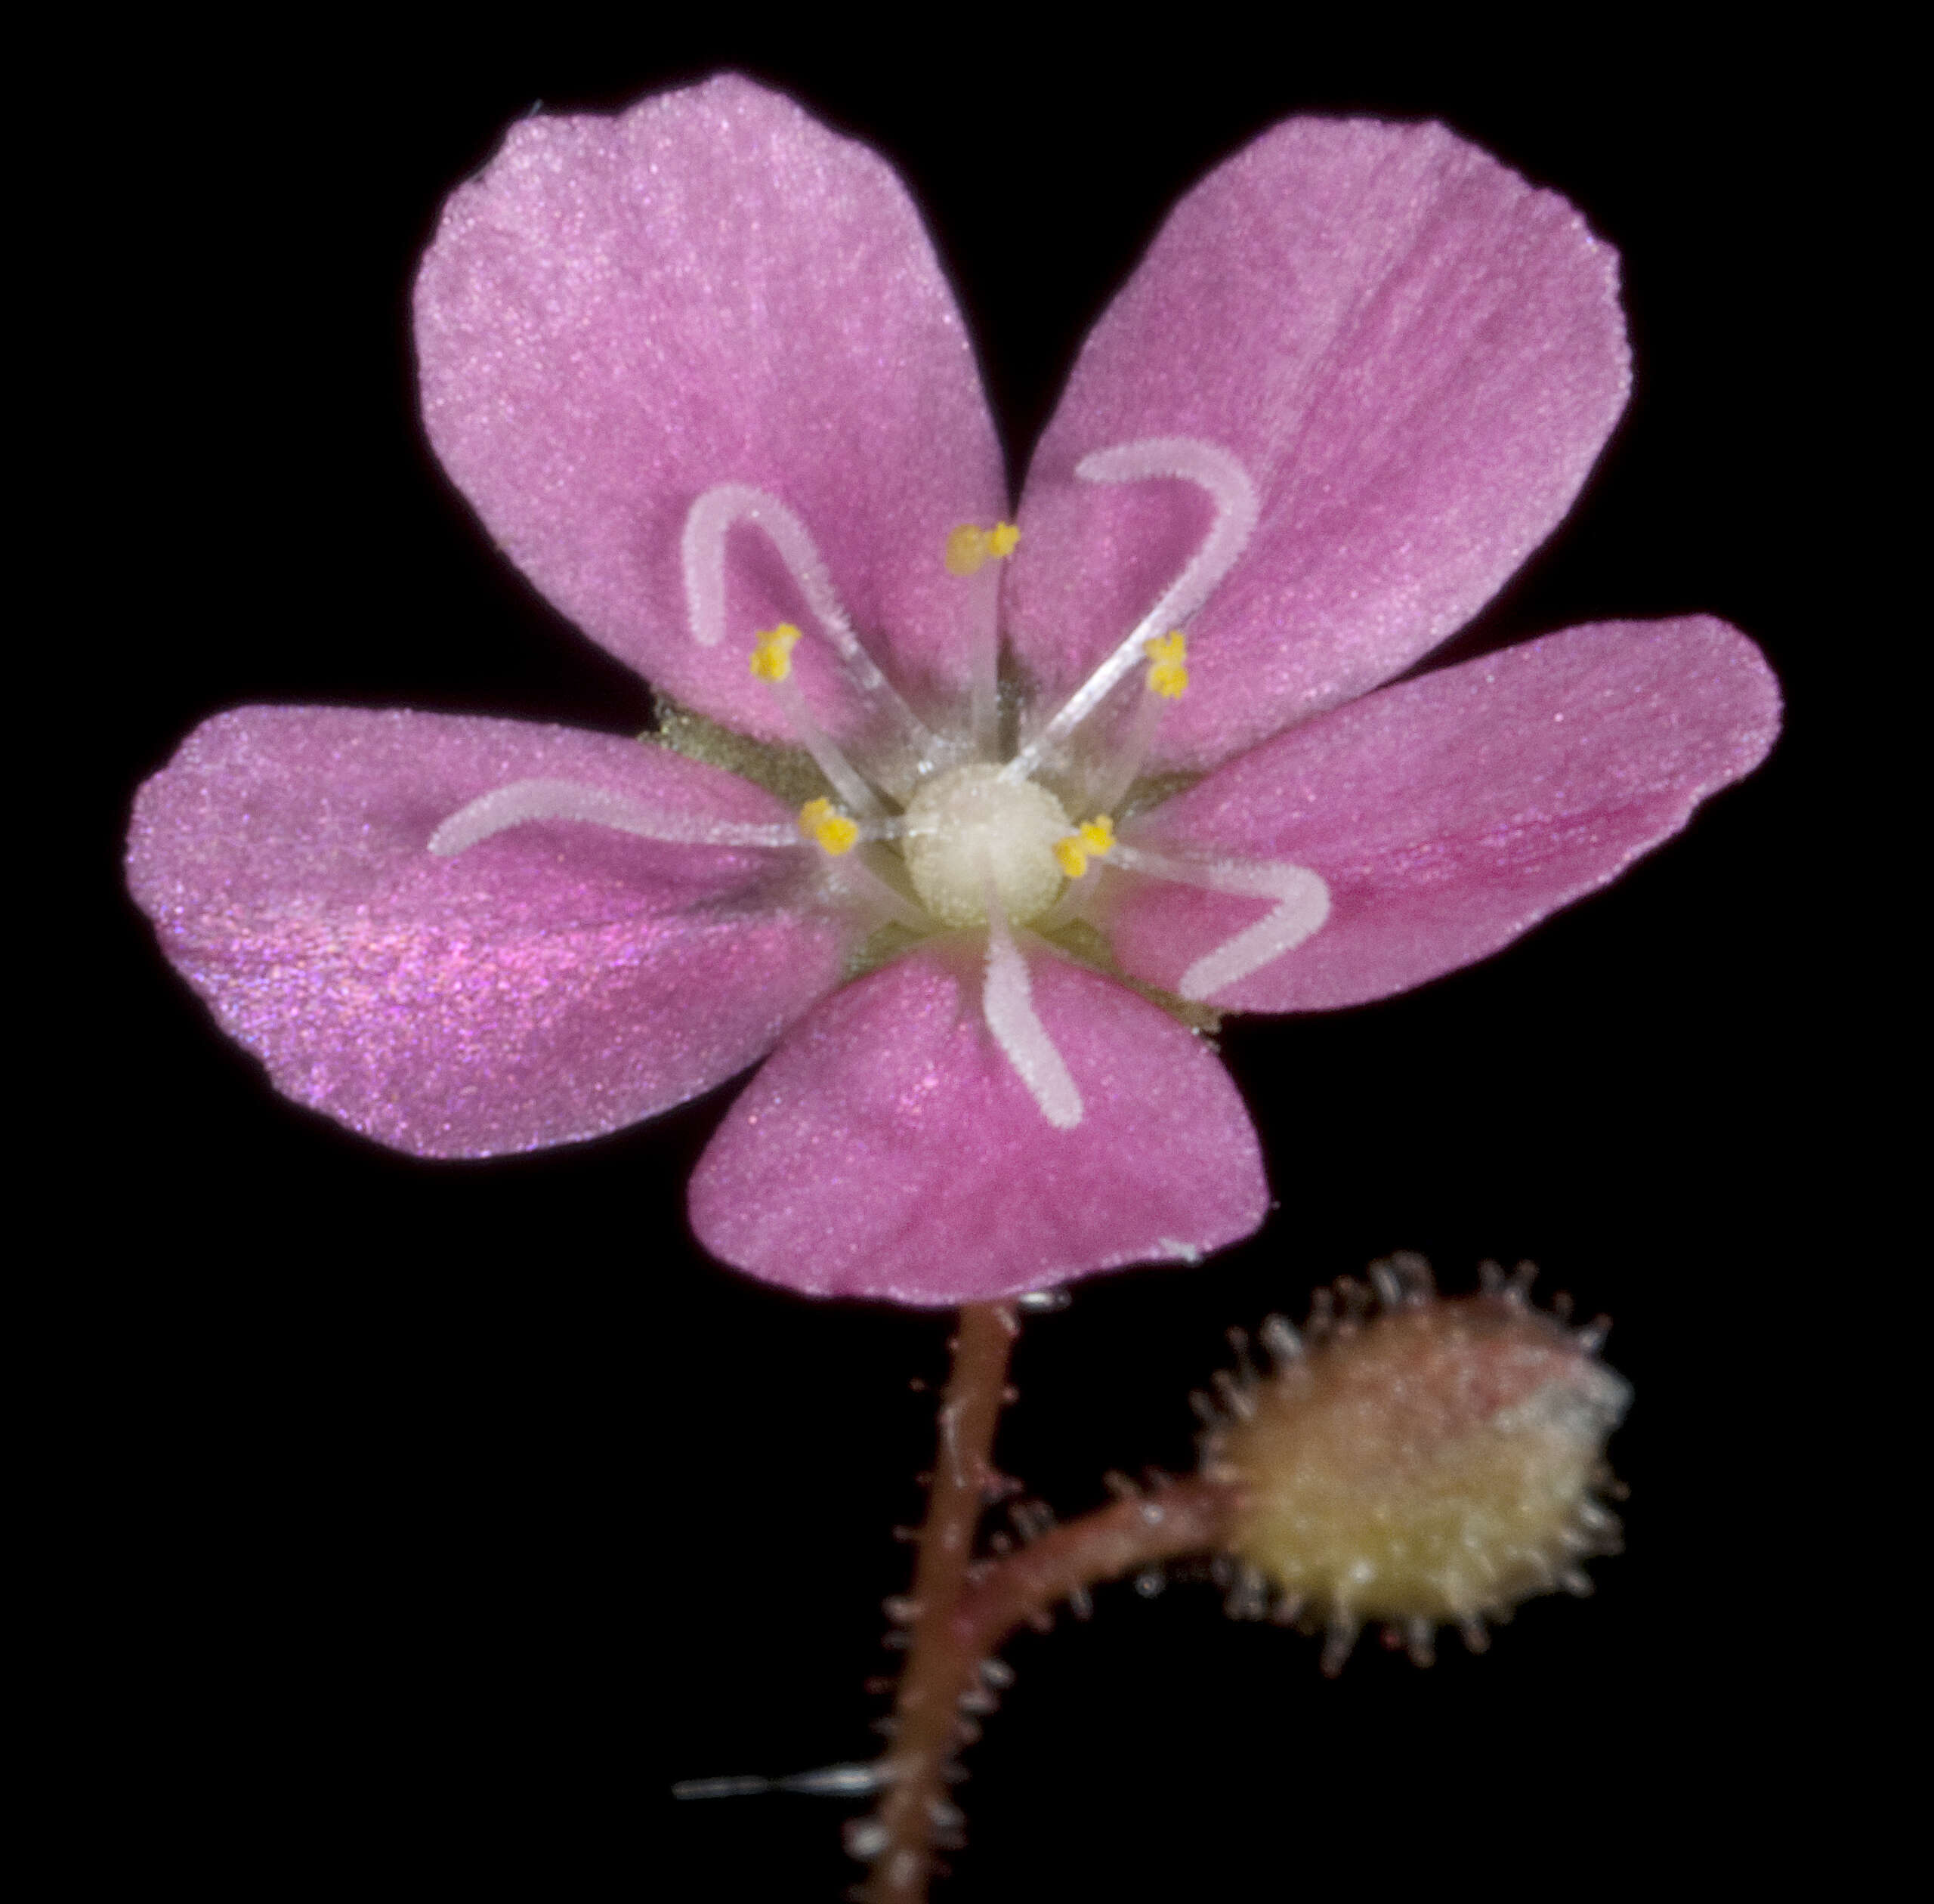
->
[1052,814,1115,880]
[797,796,860,857]
[944,521,1021,576]
[944,525,989,576]
[750,623,802,682]
[1145,630,1189,700]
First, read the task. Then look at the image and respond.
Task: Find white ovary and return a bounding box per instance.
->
[901,763,1071,929]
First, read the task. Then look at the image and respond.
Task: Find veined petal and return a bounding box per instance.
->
[1104,619,1779,1011]
[127,709,854,1157]
[687,944,1268,1304]
[1008,116,1631,771]
[414,75,1005,743]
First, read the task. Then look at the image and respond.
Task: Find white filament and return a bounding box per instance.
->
[1081,687,1163,819]
[966,559,1002,758]
[826,848,931,934]
[1008,437,1259,778]
[428,778,802,857]
[982,877,1083,1130]
[764,673,886,819]
[1111,844,1329,1001]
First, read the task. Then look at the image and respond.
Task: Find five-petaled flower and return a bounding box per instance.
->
[127,77,1778,1306]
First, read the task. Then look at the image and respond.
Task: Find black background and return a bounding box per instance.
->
[89,23,1850,1899]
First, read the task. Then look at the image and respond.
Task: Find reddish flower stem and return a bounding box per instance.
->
[860,1303,1237,1901]
[947,1475,1237,1661]
[859,1301,1020,1902]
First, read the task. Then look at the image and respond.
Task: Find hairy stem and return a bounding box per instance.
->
[860,1321,1239,1902]
[860,1302,1020,1902]
[948,1476,1237,1662]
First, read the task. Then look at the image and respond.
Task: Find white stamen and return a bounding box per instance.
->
[828,851,931,934]
[683,482,949,786]
[1111,843,1329,1000]
[965,561,1002,758]
[1082,686,1164,819]
[428,779,802,857]
[763,673,886,819]
[1007,437,1259,779]
[982,877,1083,1130]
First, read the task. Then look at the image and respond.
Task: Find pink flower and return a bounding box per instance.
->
[125,77,1778,1306]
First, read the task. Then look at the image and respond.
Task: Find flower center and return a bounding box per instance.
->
[902,763,1070,929]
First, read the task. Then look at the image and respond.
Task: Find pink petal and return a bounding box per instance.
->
[414,75,1004,743]
[1006,116,1631,771]
[128,708,852,1157]
[687,944,1268,1304]
[1104,619,1779,1012]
